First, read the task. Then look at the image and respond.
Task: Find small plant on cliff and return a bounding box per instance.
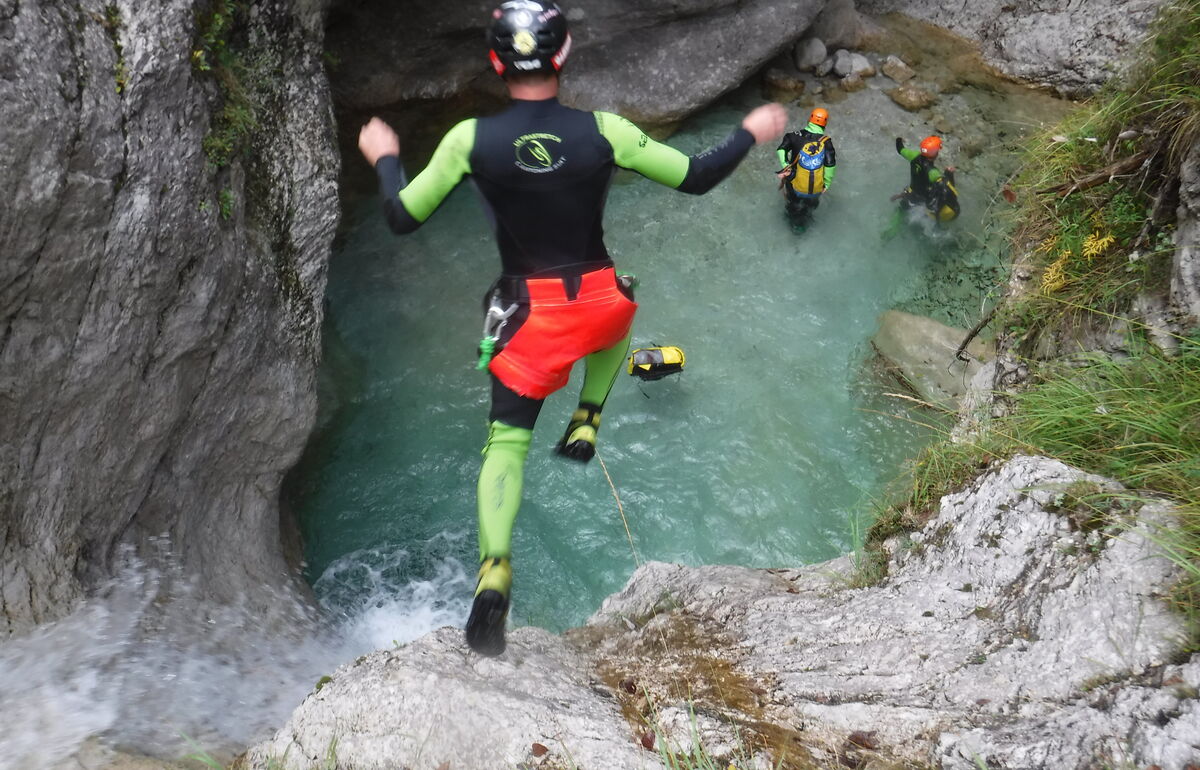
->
[219,187,236,220]
[193,0,258,169]
[96,4,129,94]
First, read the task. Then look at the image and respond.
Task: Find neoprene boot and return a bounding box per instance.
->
[465,556,511,656]
[554,404,602,463]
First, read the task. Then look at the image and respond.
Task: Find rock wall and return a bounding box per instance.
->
[242,457,1199,769]
[326,0,826,129]
[0,0,339,634]
[1173,138,1200,327]
[855,0,1164,95]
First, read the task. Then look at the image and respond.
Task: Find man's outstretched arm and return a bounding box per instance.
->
[600,103,786,195]
[358,117,475,234]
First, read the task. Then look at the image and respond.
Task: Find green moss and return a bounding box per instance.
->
[193,0,259,169]
[218,187,235,220]
[100,4,128,94]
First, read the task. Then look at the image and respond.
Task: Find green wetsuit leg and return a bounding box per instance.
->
[477,420,532,561]
[580,331,633,407]
[557,331,632,461]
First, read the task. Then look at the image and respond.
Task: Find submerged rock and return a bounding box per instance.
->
[882,54,917,82]
[888,82,939,111]
[840,71,867,93]
[871,310,991,409]
[764,67,808,100]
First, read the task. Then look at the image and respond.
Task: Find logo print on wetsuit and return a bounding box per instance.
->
[513,133,566,173]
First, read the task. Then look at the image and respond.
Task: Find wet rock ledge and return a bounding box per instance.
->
[242,456,1197,769]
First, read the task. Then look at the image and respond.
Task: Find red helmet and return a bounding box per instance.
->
[919,136,942,157]
[809,108,829,127]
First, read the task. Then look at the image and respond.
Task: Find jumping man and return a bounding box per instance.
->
[357,0,786,656]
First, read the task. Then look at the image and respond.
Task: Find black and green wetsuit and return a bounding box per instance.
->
[775,122,836,223]
[376,98,753,274]
[895,138,943,208]
[373,97,754,565]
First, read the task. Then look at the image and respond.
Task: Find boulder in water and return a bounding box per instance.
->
[882,54,916,82]
[794,36,827,71]
[888,82,938,111]
[871,309,993,410]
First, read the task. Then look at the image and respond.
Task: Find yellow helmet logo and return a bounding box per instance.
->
[512,30,536,56]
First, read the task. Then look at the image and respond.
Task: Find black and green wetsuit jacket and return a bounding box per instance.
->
[775,122,837,188]
[896,139,945,202]
[375,97,755,276]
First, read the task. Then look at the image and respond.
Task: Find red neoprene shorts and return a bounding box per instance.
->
[488,267,637,400]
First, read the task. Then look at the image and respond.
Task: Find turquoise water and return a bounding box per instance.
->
[294,74,1070,645]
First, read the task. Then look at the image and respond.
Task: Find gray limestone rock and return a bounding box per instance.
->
[856,0,1165,95]
[849,52,876,77]
[246,458,1198,769]
[1172,138,1200,327]
[833,48,857,77]
[888,82,939,111]
[872,309,991,409]
[589,456,1196,769]
[325,0,827,129]
[794,36,828,71]
[882,53,916,82]
[241,626,660,770]
[810,0,863,50]
[0,0,339,633]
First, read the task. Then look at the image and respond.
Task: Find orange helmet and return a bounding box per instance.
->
[919,135,942,157]
[809,108,829,127]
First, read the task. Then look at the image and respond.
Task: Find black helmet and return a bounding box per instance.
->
[487,1,571,77]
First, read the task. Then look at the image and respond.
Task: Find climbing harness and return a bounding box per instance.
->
[477,295,518,370]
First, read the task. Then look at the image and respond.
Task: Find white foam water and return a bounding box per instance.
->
[0,544,469,769]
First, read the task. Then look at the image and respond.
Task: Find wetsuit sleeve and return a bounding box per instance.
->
[824,138,837,187]
[899,146,920,162]
[596,111,754,195]
[375,119,476,234]
[775,133,794,169]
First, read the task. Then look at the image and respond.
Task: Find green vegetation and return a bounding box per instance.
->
[866,0,1200,646]
[219,188,236,220]
[1003,1,1200,340]
[193,0,259,168]
[99,4,129,94]
[647,702,779,770]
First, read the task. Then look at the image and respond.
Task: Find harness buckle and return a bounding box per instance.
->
[477,295,518,370]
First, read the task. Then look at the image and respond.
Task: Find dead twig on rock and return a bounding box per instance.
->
[1036,151,1152,197]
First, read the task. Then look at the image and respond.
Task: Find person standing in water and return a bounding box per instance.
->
[775,107,837,230]
[357,0,786,656]
[885,134,959,238]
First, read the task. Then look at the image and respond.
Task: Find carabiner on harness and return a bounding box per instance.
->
[477,296,518,370]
